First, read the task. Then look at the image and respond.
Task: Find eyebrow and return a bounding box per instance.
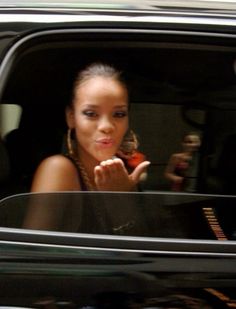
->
[81,104,128,109]
[114,105,128,109]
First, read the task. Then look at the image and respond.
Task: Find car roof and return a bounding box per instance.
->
[0,0,236,12]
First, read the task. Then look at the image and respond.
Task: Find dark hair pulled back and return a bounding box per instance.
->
[71,62,127,105]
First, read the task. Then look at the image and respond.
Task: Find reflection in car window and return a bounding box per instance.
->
[1,191,235,240]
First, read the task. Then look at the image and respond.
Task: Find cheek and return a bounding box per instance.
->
[74,116,94,141]
[116,120,128,143]
[121,118,129,134]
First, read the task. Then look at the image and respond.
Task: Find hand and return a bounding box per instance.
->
[174,176,184,184]
[172,176,184,192]
[94,158,150,191]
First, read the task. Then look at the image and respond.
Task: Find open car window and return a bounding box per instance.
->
[1,33,236,197]
[0,191,235,241]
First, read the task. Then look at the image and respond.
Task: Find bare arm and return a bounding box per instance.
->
[164,154,183,184]
[23,155,81,230]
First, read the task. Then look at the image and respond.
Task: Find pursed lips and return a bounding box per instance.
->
[95,138,115,148]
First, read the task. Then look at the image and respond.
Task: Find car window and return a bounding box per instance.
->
[1,38,236,195]
[0,191,234,241]
[0,30,236,242]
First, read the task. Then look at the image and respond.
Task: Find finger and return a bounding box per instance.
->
[102,158,126,176]
[105,159,119,175]
[95,164,114,187]
[106,160,120,175]
[111,158,127,174]
[100,160,114,178]
[102,159,114,166]
[112,158,125,167]
[94,165,105,184]
[130,161,151,184]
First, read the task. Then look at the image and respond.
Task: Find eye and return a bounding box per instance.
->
[82,110,97,118]
[113,111,128,118]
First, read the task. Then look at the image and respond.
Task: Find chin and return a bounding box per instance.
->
[95,151,116,162]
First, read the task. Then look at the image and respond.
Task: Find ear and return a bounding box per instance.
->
[65,106,75,129]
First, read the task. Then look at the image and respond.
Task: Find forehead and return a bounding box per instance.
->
[74,76,128,101]
[184,135,200,142]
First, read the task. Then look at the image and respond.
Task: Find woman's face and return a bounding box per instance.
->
[67,76,129,164]
[183,134,201,152]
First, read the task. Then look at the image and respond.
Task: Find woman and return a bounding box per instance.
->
[164,132,201,192]
[23,63,150,230]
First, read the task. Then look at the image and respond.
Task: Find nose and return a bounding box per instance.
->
[98,116,115,134]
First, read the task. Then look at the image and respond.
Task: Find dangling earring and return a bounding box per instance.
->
[67,128,75,157]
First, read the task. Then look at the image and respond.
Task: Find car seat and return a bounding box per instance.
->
[4,104,66,194]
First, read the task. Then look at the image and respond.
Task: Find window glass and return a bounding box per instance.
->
[0,191,235,241]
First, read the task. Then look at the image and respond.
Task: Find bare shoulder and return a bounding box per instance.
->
[31,154,81,192]
[38,154,76,171]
